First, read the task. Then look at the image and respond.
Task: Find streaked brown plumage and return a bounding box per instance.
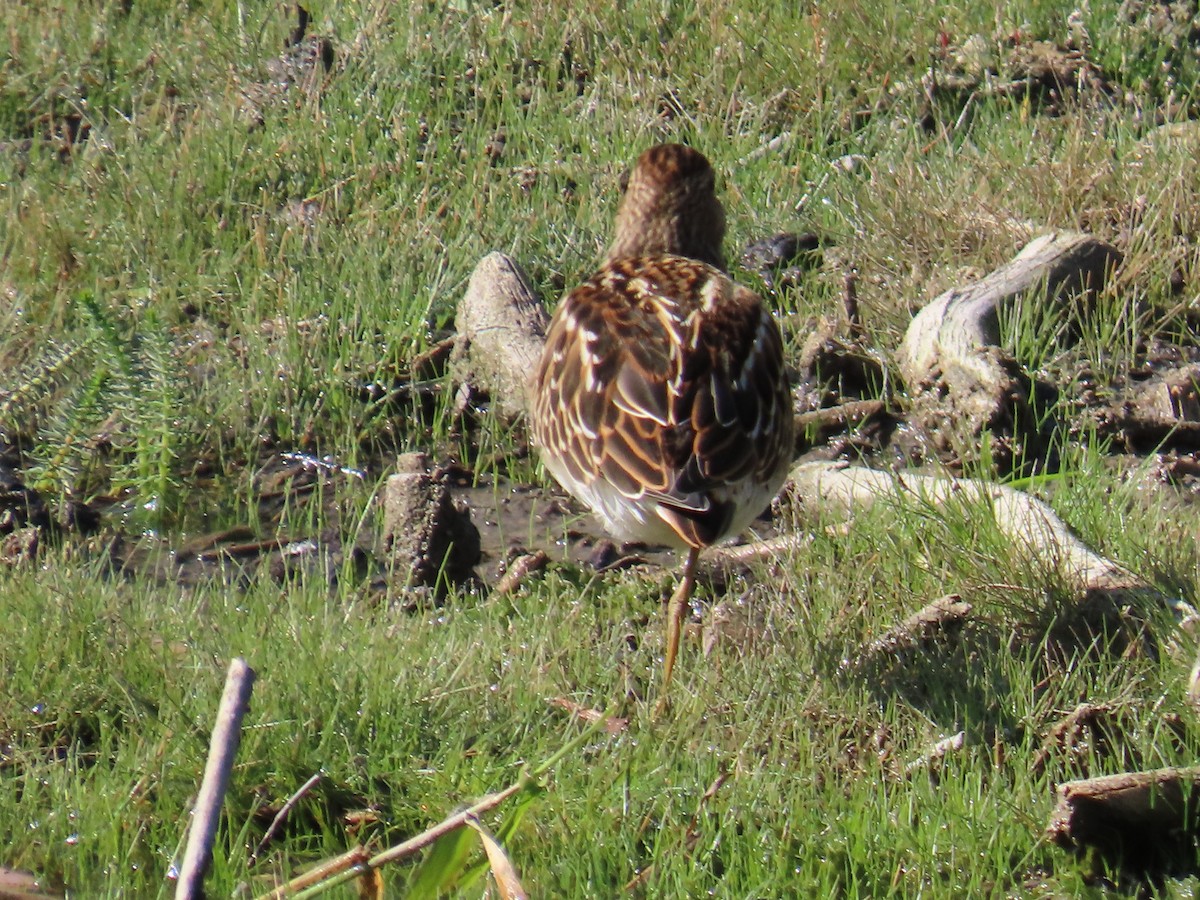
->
[531,144,794,699]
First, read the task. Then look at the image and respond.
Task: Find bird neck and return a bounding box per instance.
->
[607,216,725,270]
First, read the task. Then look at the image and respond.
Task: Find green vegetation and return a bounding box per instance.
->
[3,0,1200,896]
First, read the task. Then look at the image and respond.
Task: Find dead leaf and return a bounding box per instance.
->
[355,868,384,900]
[464,814,528,900]
[547,698,628,733]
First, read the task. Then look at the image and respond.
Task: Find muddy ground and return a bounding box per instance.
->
[4,17,1200,615]
[5,313,1200,613]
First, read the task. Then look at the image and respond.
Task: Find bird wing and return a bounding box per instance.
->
[533,255,792,548]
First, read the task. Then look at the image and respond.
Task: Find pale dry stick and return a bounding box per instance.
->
[708,532,812,567]
[364,784,528,869]
[249,772,323,866]
[895,230,1121,469]
[175,657,256,900]
[491,550,549,598]
[253,784,530,900]
[255,709,612,899]
[1046,766,1200,854]
[786,460,1199,651]
[785,460,1148,598]
[842,267,861,334]
[793,170,830,215]
[897,231,1121,389]
[736,131,793,166]
[257,847,371,898]
[843,595,974,679]
[794,400,885,436]
[905,731,966,775]
[951,90,977,137]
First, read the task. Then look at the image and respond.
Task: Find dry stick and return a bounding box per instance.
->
[1046,766,1200,855]
[175,657,256,900]
[260,847,372,897]
[786,463,1199,647]
[894,231,1121,470]
[491,550,549,597]
[897,231,1121,389]
[905,731,966,775]
[367,784,527,867]
[249,772,323,866]
[708,532,812,567]
[736,131,793,166]
[785,461,1149,599]
[253,788,529,900]
[793,399,885,436]
[256,710,613,899]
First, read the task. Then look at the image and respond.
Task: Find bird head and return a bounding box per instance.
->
[607,144,726,270]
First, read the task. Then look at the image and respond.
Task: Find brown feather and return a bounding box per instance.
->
[531,145,794,551]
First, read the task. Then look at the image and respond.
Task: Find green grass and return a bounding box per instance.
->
[4,0,1200,896]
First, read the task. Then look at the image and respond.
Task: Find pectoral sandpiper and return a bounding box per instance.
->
[532,143,794,699]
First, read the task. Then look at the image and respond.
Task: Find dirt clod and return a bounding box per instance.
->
[0,526,39,567]
[741,232,821,288]
[381,452,481,591]
[1046,766,1200,876]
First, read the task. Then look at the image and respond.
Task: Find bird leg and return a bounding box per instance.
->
[660,545,700,699]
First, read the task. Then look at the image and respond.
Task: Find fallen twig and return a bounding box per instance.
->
[250,772,323,866]
[1046,766,1200,869]
[548,697,629,734]
[897,231,1121,468]
[255,710,612,899]
[842,268,861,334]
[175,657,256,900]
[708,532,812,567]
[736,131,793,166]
[844,595,973,677]
[1032,703,1125,778]
[905,731,966,775]
[408,334,457,380]
[258,847,372,898]
[684,767,730,853]
[255,786,531,899]
[793,400,885,436]
[492,550,549,597]
[785,461,1156,603]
